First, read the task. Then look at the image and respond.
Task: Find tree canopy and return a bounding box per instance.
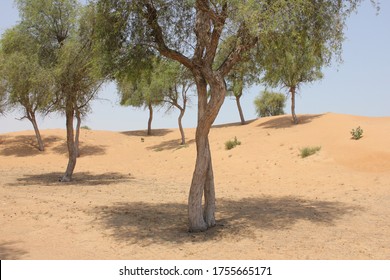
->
[95,0,376,232]
[0,25,53,150]
[12,0,105,181]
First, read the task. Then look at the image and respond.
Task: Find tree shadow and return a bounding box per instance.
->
[8,172,134,187]
[51,142,107,157]
[0,135,62,157]
[0,241,28,260]
[212,119,257,129]
[147,139,195,151]
[94,196,362,246]
[0,135,106,157]
[120,129,173,137]
[257,114,324,129]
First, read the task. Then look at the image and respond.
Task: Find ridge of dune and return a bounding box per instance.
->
[1,112,390,174]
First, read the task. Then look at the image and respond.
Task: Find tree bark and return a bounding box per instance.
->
[60,108,77,182]
[235,95,245,125]
[75,110,81,158]
[147,102,153,136]
[178,108,186,145]
[28,112,44,152]
[290,86,298,124]
[188,72,225,232]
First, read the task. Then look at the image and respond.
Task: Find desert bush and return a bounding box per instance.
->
[254,90,286,117]
[225,136,241,150]
[350,126,363,140]
[81,125,91,130]
[300,146,321,158]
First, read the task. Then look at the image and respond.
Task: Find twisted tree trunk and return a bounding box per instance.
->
[188,73,225,232]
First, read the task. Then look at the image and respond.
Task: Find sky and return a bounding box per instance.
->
[0,0,389,133]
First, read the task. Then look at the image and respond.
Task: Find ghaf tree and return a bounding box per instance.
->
[95,0,373,232]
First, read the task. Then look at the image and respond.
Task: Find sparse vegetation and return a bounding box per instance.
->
[81,125,91,130]
[225,137,241,150]
[254,90,286,117]
[300,146,321,158]
[351,126,363,140]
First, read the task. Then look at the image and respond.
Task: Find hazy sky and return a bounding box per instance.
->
[0,1,389,133]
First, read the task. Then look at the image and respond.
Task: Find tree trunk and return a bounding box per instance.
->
[188,73,225,232]
[178,108,186,145]
[75,110,81,158]
[28,112,44,152]
[147,102,153,136]
[290,86,298,124]
[203,143,216,226]
[60,108,77,182]
[235,95,245,125]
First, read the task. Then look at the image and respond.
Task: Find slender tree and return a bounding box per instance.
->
[95,0,374,232]
[0,26,52,151]
[151,59,194,145]
[53,7,104,181]
[218,38,260,125]
[15,0,104,181]
[117,61,165,136]
[256,1,344,124]
[162,62,194,145]
[118,57,192,141]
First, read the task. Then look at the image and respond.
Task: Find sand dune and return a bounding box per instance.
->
[0,113,389,259]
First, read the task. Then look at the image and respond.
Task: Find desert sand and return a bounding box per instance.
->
[0,113,389,260]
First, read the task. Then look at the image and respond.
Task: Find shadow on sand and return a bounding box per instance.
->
[212,119,257,129]
[94,196,361,246]
[257,114,324,129]
[51,142,107,157]
[0,135,62,157]
[0,241,28,260]
[147,139,195,151]
[9,172,134,187]
[120,129,173,138]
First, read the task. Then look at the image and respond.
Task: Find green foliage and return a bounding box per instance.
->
[117,57,189,110]
[0,25,53,117]
[81,125,91,130]
[256,1,343,123]
[0,52,7,115]
[15,0,79,66]
[254,90,286,117]
[351,126,363,140]
[300,146,321,158]
[225,137,241,150]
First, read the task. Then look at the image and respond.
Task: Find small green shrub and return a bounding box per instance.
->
[225,136,241,150]
[254,90,286,117]
[300,146,321,158]
[81,125,91,130]
[350,126,363,140]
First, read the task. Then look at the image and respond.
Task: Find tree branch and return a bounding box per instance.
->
[143,2,193,69]
[218,26,258,77]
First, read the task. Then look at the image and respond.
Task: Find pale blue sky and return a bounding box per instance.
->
[0,0,389,133]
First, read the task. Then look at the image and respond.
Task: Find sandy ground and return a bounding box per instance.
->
[0,113,389,260]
